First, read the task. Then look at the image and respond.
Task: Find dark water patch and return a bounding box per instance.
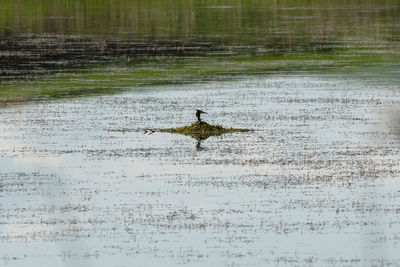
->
[0,35,226,79]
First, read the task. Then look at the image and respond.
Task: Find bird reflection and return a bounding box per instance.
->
[195,139,206,151]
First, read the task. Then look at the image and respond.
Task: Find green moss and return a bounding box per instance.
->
[160,122,250,140]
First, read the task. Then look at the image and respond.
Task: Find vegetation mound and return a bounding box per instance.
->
[160,122,249,140]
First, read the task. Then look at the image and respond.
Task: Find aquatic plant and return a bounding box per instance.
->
[160,122,249,140]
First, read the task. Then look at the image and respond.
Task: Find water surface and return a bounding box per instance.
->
[0,1,400,266]
[1,76,400,266]
[1,0,399,100]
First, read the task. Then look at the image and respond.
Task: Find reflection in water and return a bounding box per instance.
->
[1,0,399,82]
[1,0,399,46]
[195,139,206,152]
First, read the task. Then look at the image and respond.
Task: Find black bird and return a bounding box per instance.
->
[196,109,207,123]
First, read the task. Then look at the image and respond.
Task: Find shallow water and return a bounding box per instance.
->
[1,75,400,266]
[1,1,400,266]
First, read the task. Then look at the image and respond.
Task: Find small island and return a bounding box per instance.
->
[160,110,250,140]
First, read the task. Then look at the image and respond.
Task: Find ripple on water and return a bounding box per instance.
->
[0,76,400,266]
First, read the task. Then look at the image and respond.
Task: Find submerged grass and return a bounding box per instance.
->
[1,48,399,103]
[160,122,250,140]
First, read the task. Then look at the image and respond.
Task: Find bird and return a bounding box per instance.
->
[196,109,207,123]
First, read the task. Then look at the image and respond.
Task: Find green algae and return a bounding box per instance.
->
[1,0,400,103]
[1,49,399,104]
[160,122,250,140]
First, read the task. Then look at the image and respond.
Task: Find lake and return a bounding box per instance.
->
[0,1,400,266]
